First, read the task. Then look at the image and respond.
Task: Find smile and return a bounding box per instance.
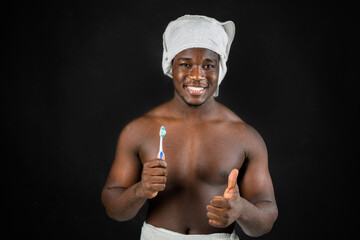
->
[186,86,206,95]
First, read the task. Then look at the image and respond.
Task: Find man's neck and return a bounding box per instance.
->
[169,94,219,122]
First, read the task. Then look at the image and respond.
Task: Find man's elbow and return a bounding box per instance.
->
[101,188,134,222]
[259,215,278,236]
[244,221,276,237]
[259,205,278,236]
[104,208,135,222]
[261,206,279,236]
[244,206,278,237]
[102,199,136,222]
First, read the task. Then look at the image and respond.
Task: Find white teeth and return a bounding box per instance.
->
[187,87,204,91]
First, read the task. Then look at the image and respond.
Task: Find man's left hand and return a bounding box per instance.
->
[206,169,242,228]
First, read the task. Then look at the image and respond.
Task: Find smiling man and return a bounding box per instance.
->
[101,15,278,240]
[173,48,219,106]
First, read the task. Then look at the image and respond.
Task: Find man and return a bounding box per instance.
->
[101,15,278,240]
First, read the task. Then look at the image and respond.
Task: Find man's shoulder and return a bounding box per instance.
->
[217,103,244,125]
[123,114,157,133]
[217,103,260,137]
[121,103,169,135]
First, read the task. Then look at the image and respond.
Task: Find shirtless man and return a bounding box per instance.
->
[101,15,278,240]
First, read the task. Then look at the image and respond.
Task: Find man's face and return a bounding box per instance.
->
[172,48,219,107]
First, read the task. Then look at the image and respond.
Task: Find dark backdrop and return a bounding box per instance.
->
[7,0,358,239]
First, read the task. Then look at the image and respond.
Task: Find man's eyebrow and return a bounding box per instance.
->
[177,57,192,61]
[175,57,218,62]
[204,58,218,63]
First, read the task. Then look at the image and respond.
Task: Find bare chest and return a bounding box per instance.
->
[139,123,245,187]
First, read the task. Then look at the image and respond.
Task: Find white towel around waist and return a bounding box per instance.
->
[140,222,239,240]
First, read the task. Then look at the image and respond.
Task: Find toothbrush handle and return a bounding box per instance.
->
[159,137,163,152]
[158,137,165,160]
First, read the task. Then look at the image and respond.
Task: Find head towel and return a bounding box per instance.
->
[162,15,235,97]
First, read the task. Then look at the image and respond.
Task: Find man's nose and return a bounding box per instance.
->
[188,66,206,80]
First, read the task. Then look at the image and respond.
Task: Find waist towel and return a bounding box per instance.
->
[140,222,239,240]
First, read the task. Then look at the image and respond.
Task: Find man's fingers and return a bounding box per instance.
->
[207,171,240,228]
[144,159,167,168]
[141,159,168,199]
[148,183,166,192]
[153,183,166,191]
[147,167,168,176]
[143,166,167,177]
[207,211,227,223]
[227,169,239,190]
[142,174,167,185]
[149,192,158,198]
[140,182,166,199]
[206,204,229,218]
[223,169,239,199]
[210,196,228,208]
[149,176,166,184]
[208,219,224,228]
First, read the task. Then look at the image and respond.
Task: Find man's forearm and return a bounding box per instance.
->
[236,199,278,237]
[101,182,147,221]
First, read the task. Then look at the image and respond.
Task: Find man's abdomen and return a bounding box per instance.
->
[145,180,234,234]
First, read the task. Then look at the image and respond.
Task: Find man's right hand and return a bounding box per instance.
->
[137,159,167,199]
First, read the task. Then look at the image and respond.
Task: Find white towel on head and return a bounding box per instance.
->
[162,15,235,97]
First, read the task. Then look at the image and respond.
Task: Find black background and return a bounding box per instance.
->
[7,0,359,239]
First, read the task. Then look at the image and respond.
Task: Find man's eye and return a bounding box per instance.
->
[204,65,214,69]
[180,63,190,67]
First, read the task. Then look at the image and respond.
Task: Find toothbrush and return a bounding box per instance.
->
[157,126,166,160]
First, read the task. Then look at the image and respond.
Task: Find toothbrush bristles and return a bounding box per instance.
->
[159,126,166,138]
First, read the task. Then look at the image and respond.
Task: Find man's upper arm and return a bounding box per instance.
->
[239,125,276,205]
[103,120,143,189]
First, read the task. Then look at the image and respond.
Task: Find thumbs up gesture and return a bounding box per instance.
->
[206,169,242,228]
